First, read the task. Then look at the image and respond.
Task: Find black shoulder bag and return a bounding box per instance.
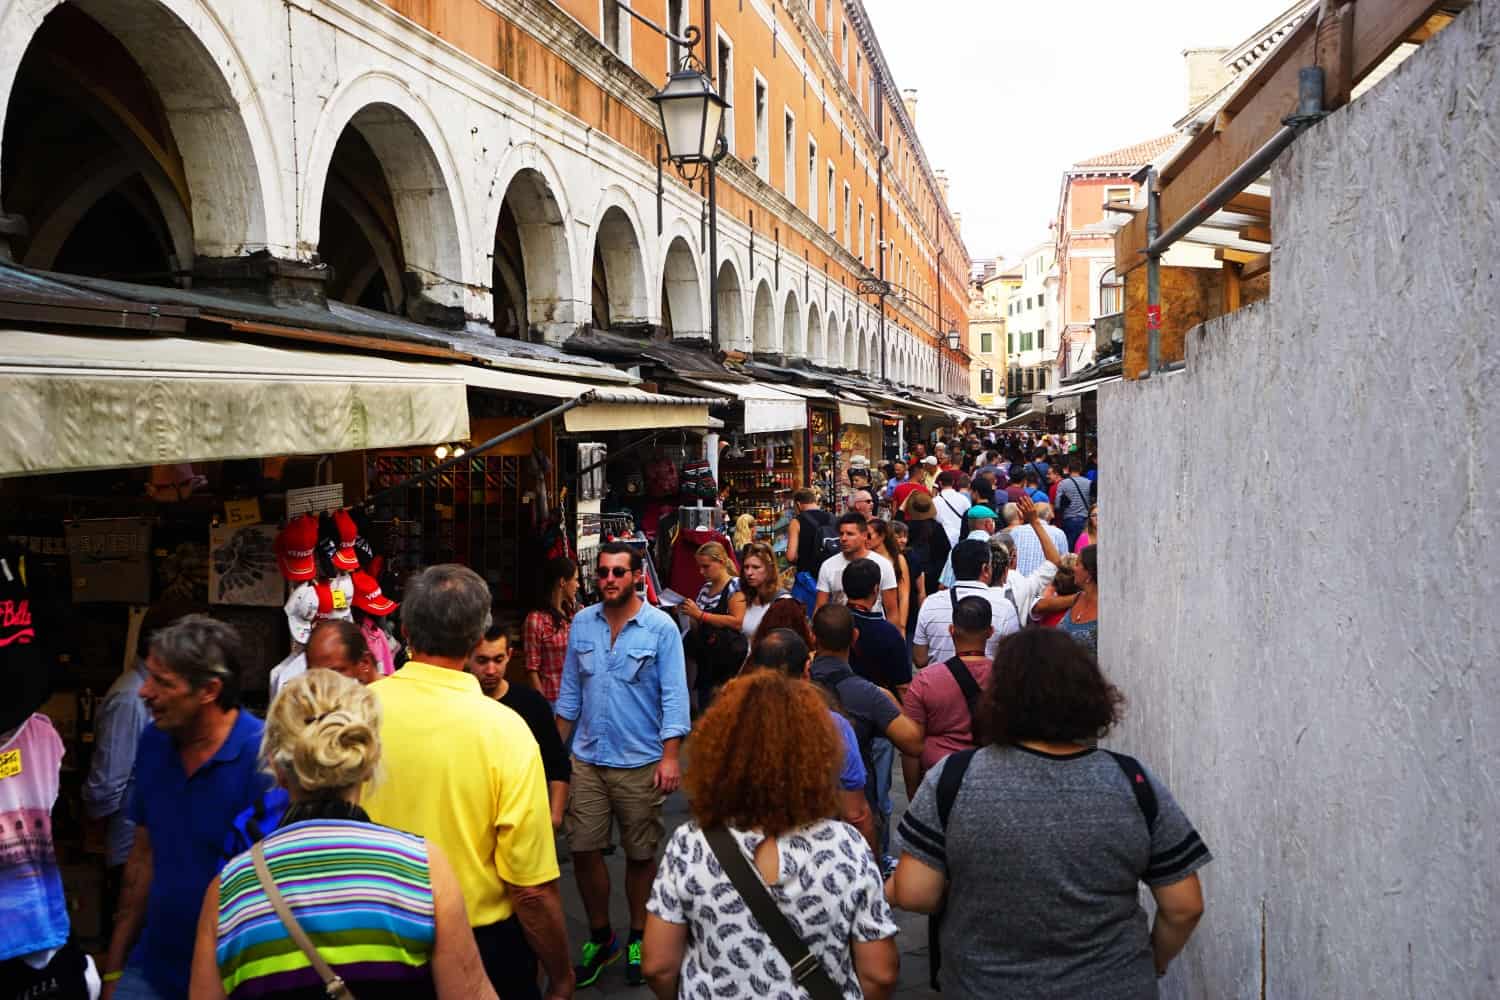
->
[704,829,844,1000]
[942,655,982,721]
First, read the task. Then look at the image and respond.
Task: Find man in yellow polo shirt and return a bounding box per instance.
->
[363,564,574,1000]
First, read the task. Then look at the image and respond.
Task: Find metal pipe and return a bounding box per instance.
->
[708,159,719,351]
[1147,125,1299,256]
[1145,169,1161,377]
[362,393,593,507]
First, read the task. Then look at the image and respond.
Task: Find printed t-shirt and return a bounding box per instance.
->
[130,710,269,996]
[0,714,68,962]
[363,661,559,928]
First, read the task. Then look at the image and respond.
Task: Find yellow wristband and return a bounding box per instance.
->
[102,971,124,983]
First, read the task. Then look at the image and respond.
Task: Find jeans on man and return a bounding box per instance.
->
[868,736,895,855]
[1062,517,1088,552]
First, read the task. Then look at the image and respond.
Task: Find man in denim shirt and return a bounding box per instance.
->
[556,541,689,989]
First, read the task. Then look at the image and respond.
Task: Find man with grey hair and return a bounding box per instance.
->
[363,564,575,1000]
[101,614,270,1000]
[1033,502,1070,558]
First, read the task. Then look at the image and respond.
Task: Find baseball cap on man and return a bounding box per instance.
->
[921,455,939,467]
[276,515,319,581]
[968,504,999,521]
[351,571,398,616]
[332,510,362,572]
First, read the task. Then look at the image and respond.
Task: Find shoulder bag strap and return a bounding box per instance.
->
[942,656,982,720]
[703,829,843,1000]
[1104,751,1159,833]
[935,747,978,828]
[251,841,355,999]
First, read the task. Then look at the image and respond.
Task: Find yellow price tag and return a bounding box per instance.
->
[224,499,262,527]
[0,748,21,780]
[331,588,348,611]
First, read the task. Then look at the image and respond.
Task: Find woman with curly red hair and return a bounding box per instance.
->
[641,671,899,999]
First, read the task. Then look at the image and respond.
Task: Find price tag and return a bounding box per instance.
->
[0,748,21,780]
[331,588,348,611]
[224,499,262,527]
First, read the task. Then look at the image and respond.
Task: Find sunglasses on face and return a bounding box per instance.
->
[596,565,634,579]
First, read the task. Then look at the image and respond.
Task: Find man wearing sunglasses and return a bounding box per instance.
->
[555,541,690,988]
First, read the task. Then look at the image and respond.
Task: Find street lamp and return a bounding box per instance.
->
[651,70,727,166]
[946,328,962,351]
[615,0,728,351]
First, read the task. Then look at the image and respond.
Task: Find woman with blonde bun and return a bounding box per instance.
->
[188,670,496,1000]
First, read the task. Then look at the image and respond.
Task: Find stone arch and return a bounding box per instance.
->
[0,0,282,267]
[843,316,858,370]
[751,279,777,354]
[716,256,748,350]
[806,301,824,366]
[589,194,651,330]
[302,75,471,316]
[780,288,802,358]
[489,147,577,341]
[661,234,706,339]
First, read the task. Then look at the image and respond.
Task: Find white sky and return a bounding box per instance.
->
[861,0,1294,264]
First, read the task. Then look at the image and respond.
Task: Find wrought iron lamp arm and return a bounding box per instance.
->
[613,1,700,52]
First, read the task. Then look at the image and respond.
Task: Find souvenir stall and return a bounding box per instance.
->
[671,379,809,560]
[0,328,472,951]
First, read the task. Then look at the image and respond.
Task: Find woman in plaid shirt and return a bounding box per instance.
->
[524,556,578,703]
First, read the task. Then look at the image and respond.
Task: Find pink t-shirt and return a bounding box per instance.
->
[902,656,993,771]
[1074,531,1093,553]
[0,713,68,959]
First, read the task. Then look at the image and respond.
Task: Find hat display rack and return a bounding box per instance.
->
[273,492,399,655]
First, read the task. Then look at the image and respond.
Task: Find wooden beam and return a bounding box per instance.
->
[1223,262,1243,314]
[1215,248,1262,265]
[1317,2,1358,108]
[1240,252,1272,281]
[1226,192,1272,218]
[1116,0,1456,277]
[1238,224,1273,243]
[1408,12,1455,42]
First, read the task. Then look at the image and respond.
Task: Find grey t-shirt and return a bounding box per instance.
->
[896,745,1212,999]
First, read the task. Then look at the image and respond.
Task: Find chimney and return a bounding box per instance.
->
[935,169,950,207]
[1182,48,1231,111]
[901,88,918,123]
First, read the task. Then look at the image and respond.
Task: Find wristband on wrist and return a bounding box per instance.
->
[102,971,124,983]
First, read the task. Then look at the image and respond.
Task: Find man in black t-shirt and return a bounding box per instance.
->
[468,626,571,829]
[785,488,836,576]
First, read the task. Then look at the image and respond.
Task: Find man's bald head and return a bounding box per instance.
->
[750,628,810,678]
[306,620,376,685]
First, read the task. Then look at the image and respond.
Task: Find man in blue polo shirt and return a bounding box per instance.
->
[101,615,268,1000]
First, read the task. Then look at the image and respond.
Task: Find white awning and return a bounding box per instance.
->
[1046,374,1123,400]
[995,408,1047,428]
[771,383,838,401]
[462,366,719,433]
[837,402,870,426]
[682,379,807,434]
[0,330,470,478]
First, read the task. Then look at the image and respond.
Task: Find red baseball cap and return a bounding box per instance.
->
[351,571,397,616]
[277,515,319,582]
[332,510,361,572]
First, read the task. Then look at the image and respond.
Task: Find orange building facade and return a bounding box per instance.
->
[0,0,968,396]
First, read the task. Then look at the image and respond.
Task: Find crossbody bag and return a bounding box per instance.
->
[704,828,843,1000]
[251,841,356,999]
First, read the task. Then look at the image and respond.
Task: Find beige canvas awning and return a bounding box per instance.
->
[0,330,471,478]
[459,365,718,433]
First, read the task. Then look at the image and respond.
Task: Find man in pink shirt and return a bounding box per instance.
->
[899,595,994,797]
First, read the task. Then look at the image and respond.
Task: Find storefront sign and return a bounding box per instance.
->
[65,519,151,604]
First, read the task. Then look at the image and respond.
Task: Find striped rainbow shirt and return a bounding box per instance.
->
[215,819,438,1000]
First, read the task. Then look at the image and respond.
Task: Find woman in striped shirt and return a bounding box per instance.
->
[188,670,495,1000]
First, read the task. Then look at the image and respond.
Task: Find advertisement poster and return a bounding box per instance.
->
[209,523,283,607]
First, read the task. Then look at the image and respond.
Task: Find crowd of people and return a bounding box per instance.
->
[80,433,1212,1000]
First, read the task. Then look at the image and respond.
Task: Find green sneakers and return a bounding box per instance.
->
[574,934,620,988]
[624,938,644,986]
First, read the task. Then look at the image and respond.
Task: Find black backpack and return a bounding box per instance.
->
[797,509,839,575]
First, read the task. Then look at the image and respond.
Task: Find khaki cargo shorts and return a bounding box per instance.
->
[565,759,665,861]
